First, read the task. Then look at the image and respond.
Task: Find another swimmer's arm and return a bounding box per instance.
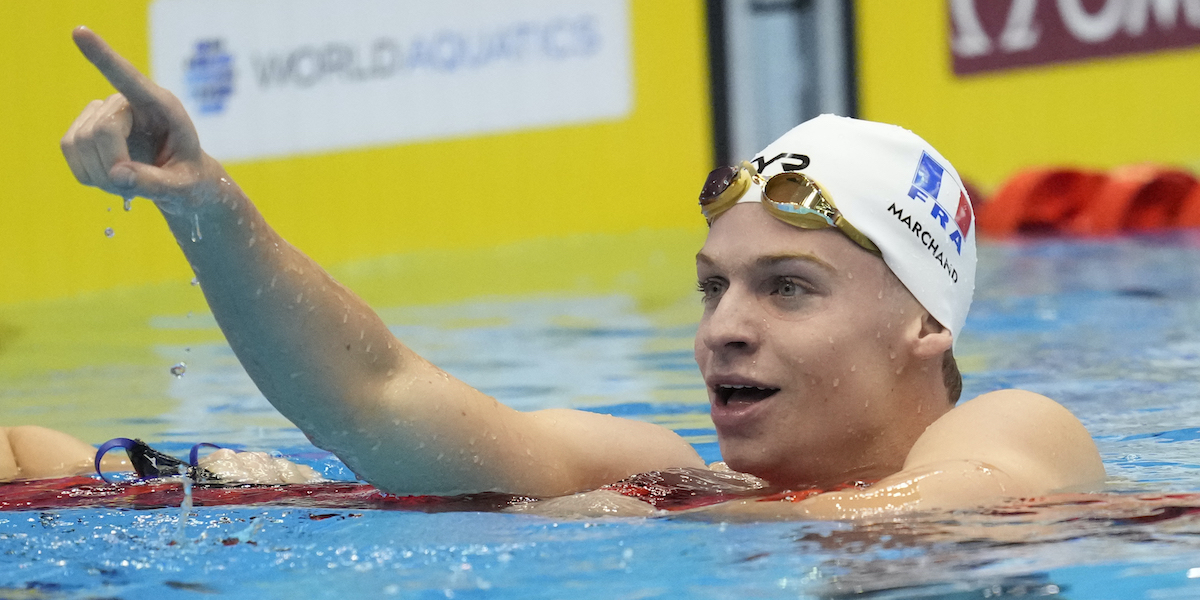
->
[0,428,16,482]
[60,28,702,497]
[688,390,1105,520]
[0,425,130,482]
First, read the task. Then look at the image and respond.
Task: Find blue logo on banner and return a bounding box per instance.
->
[907,152,944,203]
[186,39,234,115]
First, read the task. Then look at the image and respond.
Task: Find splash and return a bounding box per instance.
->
[170,362,187,378]
[104,227,114,238]
[175,465,193,545]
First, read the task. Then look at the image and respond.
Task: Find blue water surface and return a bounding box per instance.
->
[4,236,1200,598]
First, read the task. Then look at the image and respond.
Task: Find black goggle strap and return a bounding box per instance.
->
[94,437,222,483]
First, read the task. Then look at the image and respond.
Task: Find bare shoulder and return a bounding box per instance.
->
[906,389,1106,493]
[677,390,1107,521]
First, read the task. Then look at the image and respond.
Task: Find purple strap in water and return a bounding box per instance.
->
[93,438,223,483]
[189,442,223,467]
[94,437,137,483]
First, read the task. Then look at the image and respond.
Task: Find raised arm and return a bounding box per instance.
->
[60,28,702,496]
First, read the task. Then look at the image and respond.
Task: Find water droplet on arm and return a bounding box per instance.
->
[104,227,114,238]
[123,197,133,212]
[190,277,199,286]
[170,362,187,378]
[190,214,203,242]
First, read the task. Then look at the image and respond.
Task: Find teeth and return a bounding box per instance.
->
[719,385,771,390]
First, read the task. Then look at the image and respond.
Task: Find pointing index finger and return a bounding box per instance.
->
[72,26,161,109]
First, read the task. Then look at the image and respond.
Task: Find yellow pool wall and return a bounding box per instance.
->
[1,1,714,307]
[854,0,1200,192]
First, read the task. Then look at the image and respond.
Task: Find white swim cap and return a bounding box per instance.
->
[736,114,977,342]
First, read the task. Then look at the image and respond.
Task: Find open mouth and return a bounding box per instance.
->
[715,384,780,405]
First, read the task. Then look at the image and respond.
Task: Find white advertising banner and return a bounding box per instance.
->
[149,0,633,162]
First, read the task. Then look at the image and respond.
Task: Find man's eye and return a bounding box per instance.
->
[697,278,726,301]
[774,277,807,297]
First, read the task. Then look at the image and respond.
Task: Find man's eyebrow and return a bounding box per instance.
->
[694,251,835,273]
[758,253,836,273]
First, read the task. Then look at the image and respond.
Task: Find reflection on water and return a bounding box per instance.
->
[793,492,1200,598]
[2,493,1199,598]
[970,236,1200,494]
[148,294,709,454]
[4,236,1200,598]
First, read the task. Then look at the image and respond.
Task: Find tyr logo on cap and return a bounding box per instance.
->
[753,152,810,173]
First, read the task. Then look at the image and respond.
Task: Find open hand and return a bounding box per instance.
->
[60,26,211,209]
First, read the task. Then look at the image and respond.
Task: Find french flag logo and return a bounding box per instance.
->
[954,191,973,238]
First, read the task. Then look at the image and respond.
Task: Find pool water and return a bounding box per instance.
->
[4,235,1200,599]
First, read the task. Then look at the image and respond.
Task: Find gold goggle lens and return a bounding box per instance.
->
[698,165,880,255]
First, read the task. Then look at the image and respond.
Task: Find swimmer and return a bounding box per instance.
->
[0,426,320,485]
[44,27,1104,517]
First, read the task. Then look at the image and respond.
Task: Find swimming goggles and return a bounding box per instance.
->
[698,161,880,255]
[94,437,222,483]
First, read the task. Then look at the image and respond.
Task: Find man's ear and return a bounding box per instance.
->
[910,312,953,359]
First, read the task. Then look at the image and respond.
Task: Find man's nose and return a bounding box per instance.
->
[700,287,762,354]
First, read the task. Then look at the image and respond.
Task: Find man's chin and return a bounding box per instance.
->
[718,441,848,488]
[716,441,782,482]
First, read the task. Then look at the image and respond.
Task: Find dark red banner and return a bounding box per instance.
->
[949,0,1200,76]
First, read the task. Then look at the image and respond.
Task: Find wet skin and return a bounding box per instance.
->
[695,203,954,488]
[57,27,1105,508]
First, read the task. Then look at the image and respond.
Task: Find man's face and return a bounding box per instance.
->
[694,203,932,486]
